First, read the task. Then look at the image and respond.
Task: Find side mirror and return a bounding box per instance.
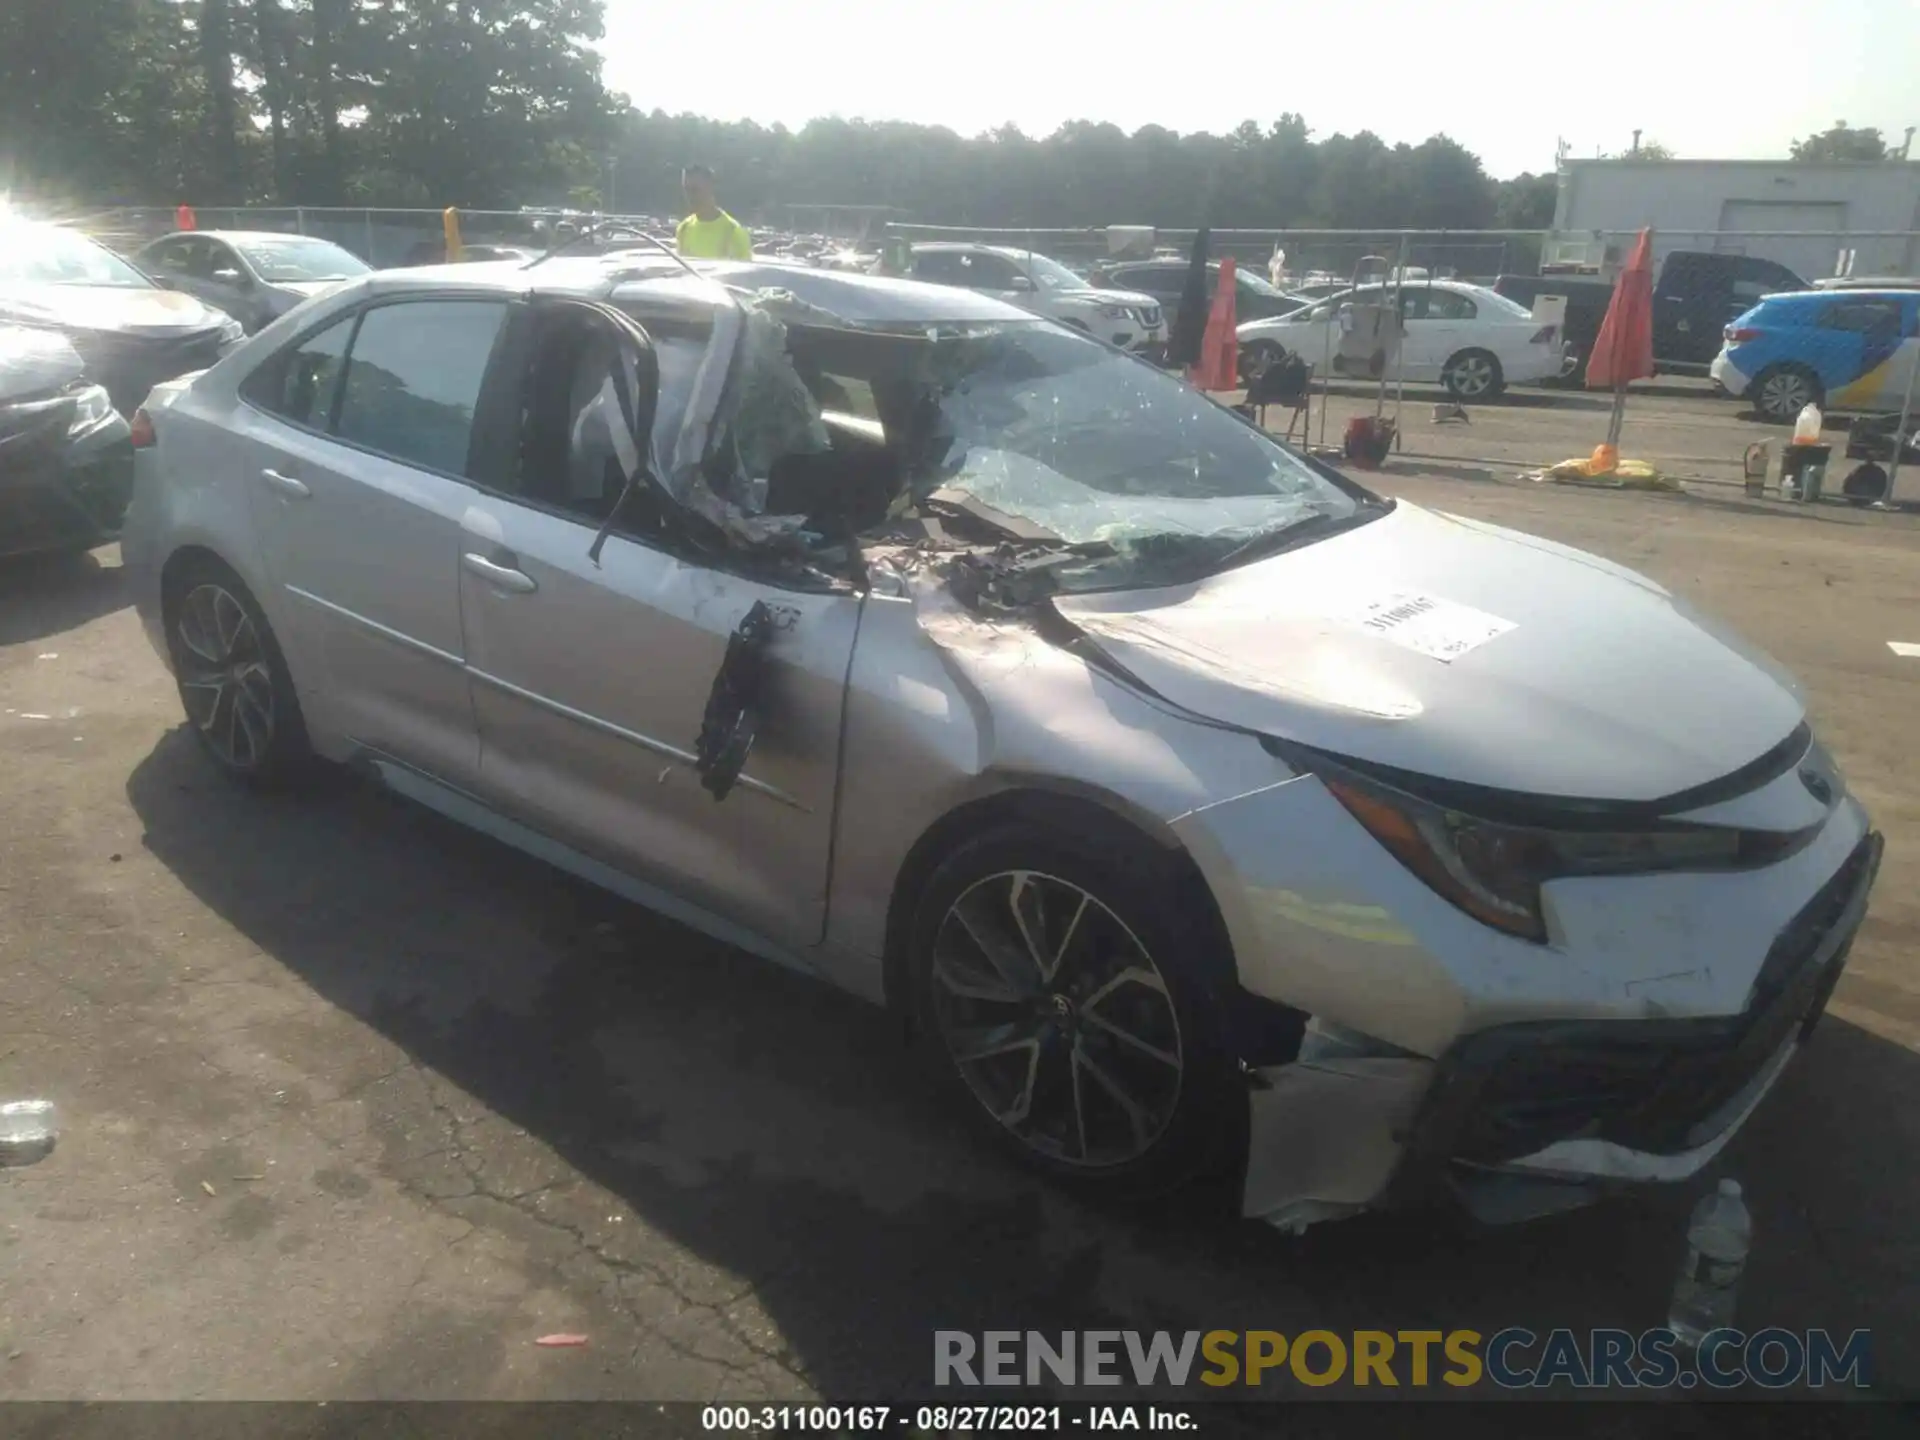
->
[212,267,251,290]
[1007,274,1036,293]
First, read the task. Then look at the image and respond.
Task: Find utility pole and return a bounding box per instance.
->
[1631,129,1642,157]
[605,154,618,215]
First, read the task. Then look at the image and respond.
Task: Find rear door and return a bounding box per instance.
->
[1819,295,1918,411]
[1653,253,1732,366]
[454,298,862,950]
[1395,288,1485,379]
[237,294,512,789]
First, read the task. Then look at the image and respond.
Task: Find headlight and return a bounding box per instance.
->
[1319,767,1806,943]
[1097,303,1133,321]
[66,383,116,433]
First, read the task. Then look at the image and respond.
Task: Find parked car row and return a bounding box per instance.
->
[1493,251,1811,383]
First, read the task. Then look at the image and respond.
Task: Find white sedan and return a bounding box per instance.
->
[1239,280,1568,399]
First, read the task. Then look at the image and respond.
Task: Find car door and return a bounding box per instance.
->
[1411,287,1482,381]
[146,236,220,309]
[1820,296,1918,411]
[202,238,273,332]
[909,250,969,289]
[958,250,1039,312]
[235,294,512,790]
[1655,254,1738,367]
[454,298,861,950]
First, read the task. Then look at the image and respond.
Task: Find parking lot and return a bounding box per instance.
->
[3,381,1919,1407]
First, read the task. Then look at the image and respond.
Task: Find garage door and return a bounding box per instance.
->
[1716,200,1849,280]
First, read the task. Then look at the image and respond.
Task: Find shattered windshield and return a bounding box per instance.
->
[623,292,1373,594]
[867,322,1364,587]
[233,236,371,283]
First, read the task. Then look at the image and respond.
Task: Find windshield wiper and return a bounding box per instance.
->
[918,490,1069,545]
[1205,498,1396,576]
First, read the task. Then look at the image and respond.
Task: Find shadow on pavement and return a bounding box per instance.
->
[126,728,1918,1402]
[0,547,128,646]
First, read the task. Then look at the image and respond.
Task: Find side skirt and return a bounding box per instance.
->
[365,755,825,985]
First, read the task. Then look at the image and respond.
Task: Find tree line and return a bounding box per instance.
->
[0,3,1900,234]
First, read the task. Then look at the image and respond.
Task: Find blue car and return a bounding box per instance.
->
[1711,288,1920,424]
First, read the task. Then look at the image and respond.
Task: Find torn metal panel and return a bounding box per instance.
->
[1241,1055,1434,1225]
[694,599,799,801]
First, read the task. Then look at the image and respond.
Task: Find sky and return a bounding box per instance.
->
[600,0,1918,180]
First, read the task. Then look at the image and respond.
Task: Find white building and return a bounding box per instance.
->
[1549,158,1920,282]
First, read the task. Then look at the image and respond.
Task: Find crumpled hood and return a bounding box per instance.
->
[0,283,229,336]
[1050,501,1806,803]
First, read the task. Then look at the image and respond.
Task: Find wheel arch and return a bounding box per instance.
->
[1752,360,1825,421]
[159,542,247,615]
[879,782,1237,1022]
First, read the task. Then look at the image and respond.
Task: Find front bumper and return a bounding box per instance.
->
[1241,827,1882,1230]
[0,416,136,558]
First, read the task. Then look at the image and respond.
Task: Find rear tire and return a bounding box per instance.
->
[905,820,1243,1202]
[1752,364,1822,425]
[163,556,314,790]
[1442,349,1504,400]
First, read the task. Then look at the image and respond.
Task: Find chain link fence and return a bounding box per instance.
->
[69,207,1920,285]
[889,225,1919,285]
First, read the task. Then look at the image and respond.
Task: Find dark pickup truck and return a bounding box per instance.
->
[1495,251,1809,381]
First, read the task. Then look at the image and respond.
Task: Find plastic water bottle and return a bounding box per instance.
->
[1792,403,1824,445]
[0,1099,58,1167]
[1667,1178,1751,1349]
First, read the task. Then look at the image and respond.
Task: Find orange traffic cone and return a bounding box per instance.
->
[1188,254,1240,392]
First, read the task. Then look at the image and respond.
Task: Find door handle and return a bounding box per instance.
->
[463,551,537,594]
[260,467,310,499]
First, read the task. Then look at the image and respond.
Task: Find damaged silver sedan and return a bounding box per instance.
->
[121,254,1882,1230]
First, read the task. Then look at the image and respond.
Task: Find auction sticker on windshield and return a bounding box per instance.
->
[1329,592,1515,662]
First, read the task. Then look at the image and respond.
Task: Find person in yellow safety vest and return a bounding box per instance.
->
[675,165,753,260]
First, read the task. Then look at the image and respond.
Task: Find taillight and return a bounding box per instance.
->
[1530,326,1558,345]
[129,407,156,449]
[1725,326,1761,344]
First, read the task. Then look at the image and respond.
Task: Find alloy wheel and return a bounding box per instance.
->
[1759,369,1814,422]
[1447,353,1496,397]
[928,870,1183,1168]
[174,582,276,770]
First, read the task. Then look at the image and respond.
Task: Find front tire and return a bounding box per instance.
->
[1442,348,1504,400]
[1752,364,1822,425]
[163,557,313,789]
[906,820,1241,1200]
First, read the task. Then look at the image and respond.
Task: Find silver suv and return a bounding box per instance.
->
[909,243,1167,356]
